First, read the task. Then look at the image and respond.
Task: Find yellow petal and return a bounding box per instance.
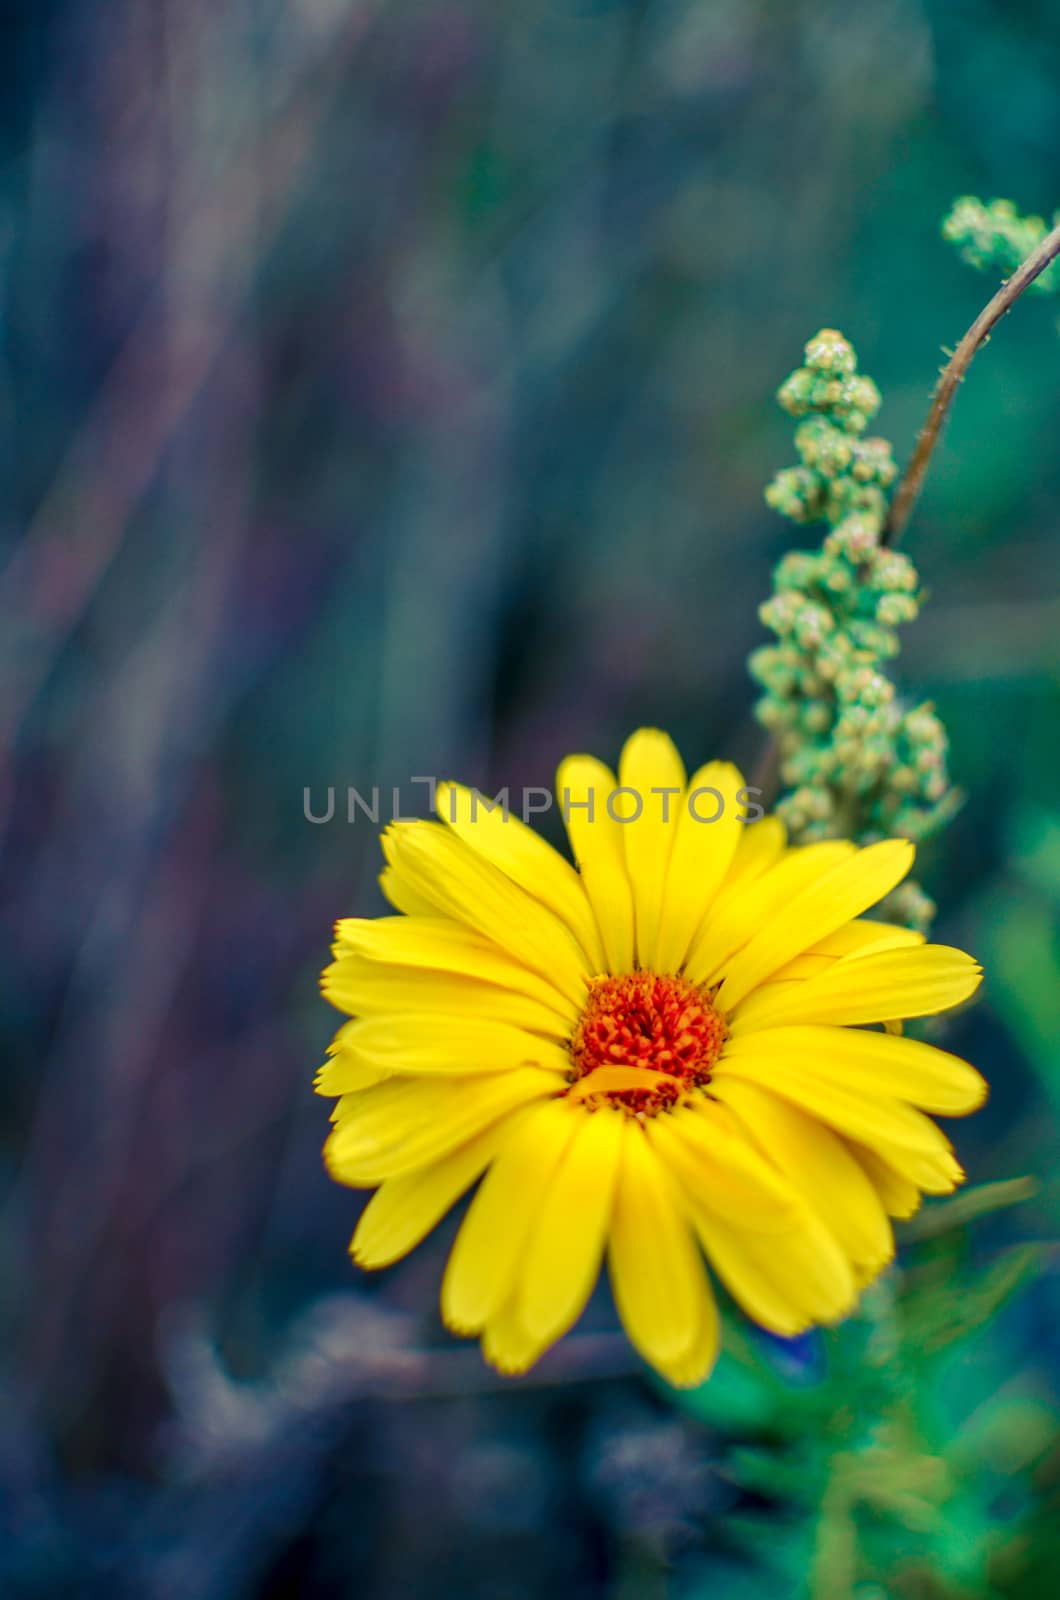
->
[350,1120,512,1268]
[729,945,983,1033]
[382,821,590,1006]
[722,1024,987,1115]
[685,841,855,987]
[318,1018,396,1094]
[436,782,606,970]
[849,1141,923,1219]
[690,1204,858,1336]
[653,1293,721,1389]
[556,755,635,974]
[711,1077,893,1272]
[319,1014,570,1087]
[517,1105,624,1343]
[724,815,787,888]
[568,1064,682,1102]
[481,1295,552,1376]
[715,839,915,1010]
[768,919,924,981]
[441,1098,579,1334]
[335,916,576,1023]
[811,919,923,956]
[654,762,748,974]
[607,1119,717,1377]
[646,1100,803,1232]
[315,1046,393,1096]
[325,1068,555,1185]
[858,1134,964,1195]
[379,865,439,919]
[714,1045,958,1155]
[322,958,571,1038]
[617,728,686,968]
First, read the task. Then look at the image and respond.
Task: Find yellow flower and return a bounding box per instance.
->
[318,729,985,1386]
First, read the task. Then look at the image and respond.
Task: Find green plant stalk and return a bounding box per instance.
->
[885,215,1060,547]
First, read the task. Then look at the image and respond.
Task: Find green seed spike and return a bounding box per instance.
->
[751,330,959,930]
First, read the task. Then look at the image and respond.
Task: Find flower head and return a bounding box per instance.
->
[319,729,985,1386]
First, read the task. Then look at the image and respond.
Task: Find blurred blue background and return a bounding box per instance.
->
[1,1,1059,1595]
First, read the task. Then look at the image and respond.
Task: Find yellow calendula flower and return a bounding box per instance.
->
[318,729,985,1386]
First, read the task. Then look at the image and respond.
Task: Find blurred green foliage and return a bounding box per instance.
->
[943,197,1060,294]
[668,1188,1052,1599]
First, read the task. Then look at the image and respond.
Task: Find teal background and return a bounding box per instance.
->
[1,1,1058,1595]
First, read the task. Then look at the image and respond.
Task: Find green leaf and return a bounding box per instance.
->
[906,1244,1043,1354]
[902,1177,1039,1241]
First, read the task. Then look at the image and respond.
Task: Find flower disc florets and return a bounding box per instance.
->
[569,971,727,1114]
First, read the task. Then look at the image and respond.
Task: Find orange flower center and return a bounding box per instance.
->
[569,971,727,1114]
